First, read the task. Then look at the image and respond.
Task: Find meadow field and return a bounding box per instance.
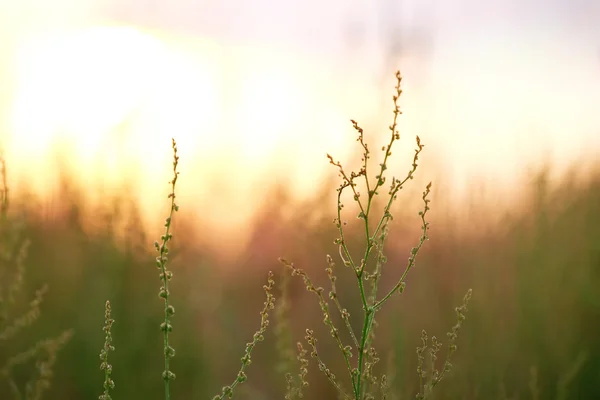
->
[0,110,598,399]
[1,2,599,399]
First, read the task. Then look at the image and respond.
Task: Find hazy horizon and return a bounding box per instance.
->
[0,0,599,243]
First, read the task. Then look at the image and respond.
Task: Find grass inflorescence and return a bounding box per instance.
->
[153,138,180,398]
[99,301,115,400]
[211,271,276,400]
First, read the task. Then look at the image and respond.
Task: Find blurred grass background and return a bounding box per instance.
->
[0,159,599,400]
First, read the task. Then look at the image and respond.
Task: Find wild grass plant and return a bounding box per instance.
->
[276,71,472,400]
[0,107,593,399]
[0,157,73,399]
[95,71,472,400]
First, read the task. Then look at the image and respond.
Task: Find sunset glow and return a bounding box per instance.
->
[1,0,599,250]
[3,24,360,245]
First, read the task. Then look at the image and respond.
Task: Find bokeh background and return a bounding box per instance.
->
[0,0,599,398]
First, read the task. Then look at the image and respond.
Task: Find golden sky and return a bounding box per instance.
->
[0,0,599,244]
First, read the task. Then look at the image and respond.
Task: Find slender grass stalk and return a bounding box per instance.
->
[99,301,115,400]
[416,289,472,399]
[212,271,276,400]
[153,138,180,400]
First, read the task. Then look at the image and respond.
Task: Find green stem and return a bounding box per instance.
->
[356,308,376,398]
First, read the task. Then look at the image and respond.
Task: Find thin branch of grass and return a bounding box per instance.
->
[372,182,431,312]
[1,330,73,400]
[212,271,276,400]
[305,328,352,400]
[284,342,310,400]
[416,289,472,399]
[274,268,296,376]
[279,258,357,397]
[153,138,180,399]
[0,156,71,400]
[326,255,359,349]
[99,300,115,400]
[0,285,48,341]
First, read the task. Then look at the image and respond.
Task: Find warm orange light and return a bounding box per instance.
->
[5,21,600,257]
[4,25,360,252]
[8,26,220,194]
